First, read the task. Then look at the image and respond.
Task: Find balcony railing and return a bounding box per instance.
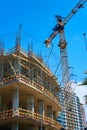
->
[0,108,62,129]
[0,74,61,108]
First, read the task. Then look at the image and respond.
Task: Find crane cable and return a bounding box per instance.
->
[54,61,61,75]
[44,0,77,66]
[0,32,16,37]
[22,27,53,66]
[51,0,78,81]
[51,50,61,75]
[46,0,76,37]
[22,28,42,45]
[83,33,87,51]
[58,0,76,16]
[22,28,55,66]
[46,43,54,64]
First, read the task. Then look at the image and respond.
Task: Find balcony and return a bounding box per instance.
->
[0,74,61,110]
[0,108,62,129]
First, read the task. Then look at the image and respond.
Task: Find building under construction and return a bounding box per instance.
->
[0,43,62,130]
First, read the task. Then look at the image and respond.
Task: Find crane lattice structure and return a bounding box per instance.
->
[45,0,87,110]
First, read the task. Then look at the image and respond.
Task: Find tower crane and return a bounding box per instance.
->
[44,0,87,111]
[44,0,87,109]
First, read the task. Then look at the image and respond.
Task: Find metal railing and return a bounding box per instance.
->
[0,108,62,129]
[0,74,61,108]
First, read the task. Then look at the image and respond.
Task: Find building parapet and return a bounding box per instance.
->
[0,108,62,129]
[0,74,61,110]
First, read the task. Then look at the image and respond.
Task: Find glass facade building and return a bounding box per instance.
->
[57,89,84,130]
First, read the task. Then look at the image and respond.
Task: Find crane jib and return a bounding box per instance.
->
[64,0,87,25]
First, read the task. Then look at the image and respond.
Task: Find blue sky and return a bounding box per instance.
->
[0,0,87,118]
[0,0,87,82]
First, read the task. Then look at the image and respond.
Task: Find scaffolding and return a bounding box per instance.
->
[0,43,62,130]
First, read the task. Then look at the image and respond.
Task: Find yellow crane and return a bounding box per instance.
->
[44,0,87,110]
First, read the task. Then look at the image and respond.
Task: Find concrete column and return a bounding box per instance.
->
[53,111,56,120]
[27,95,34,112]
[0,96,2,111]
[26,125,34,130]
[28,62,30,79]
[38,125,45,130]
[49,78,52,92]
[40,69,43,86]
[14,59,21,75]
[18,55,21,75]
[31,66,34,79]
[0,61,4,79]
[12,88,19,116]
[2,104,7,111]
[34,125,38,130]
[14,60,18,74]
[38,100,44,116]
[47,106,53,119]
[44,127,48,130]
[12,122,19,130]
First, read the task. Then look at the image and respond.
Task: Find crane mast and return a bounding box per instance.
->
[44,0,87,110]
[45,0,87,88]
[58,0,87,89]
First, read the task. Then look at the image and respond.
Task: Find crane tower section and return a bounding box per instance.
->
[45,0,87,89]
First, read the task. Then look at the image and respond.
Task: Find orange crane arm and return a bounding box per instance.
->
[45,0,87,49]
[64,0,87,25]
